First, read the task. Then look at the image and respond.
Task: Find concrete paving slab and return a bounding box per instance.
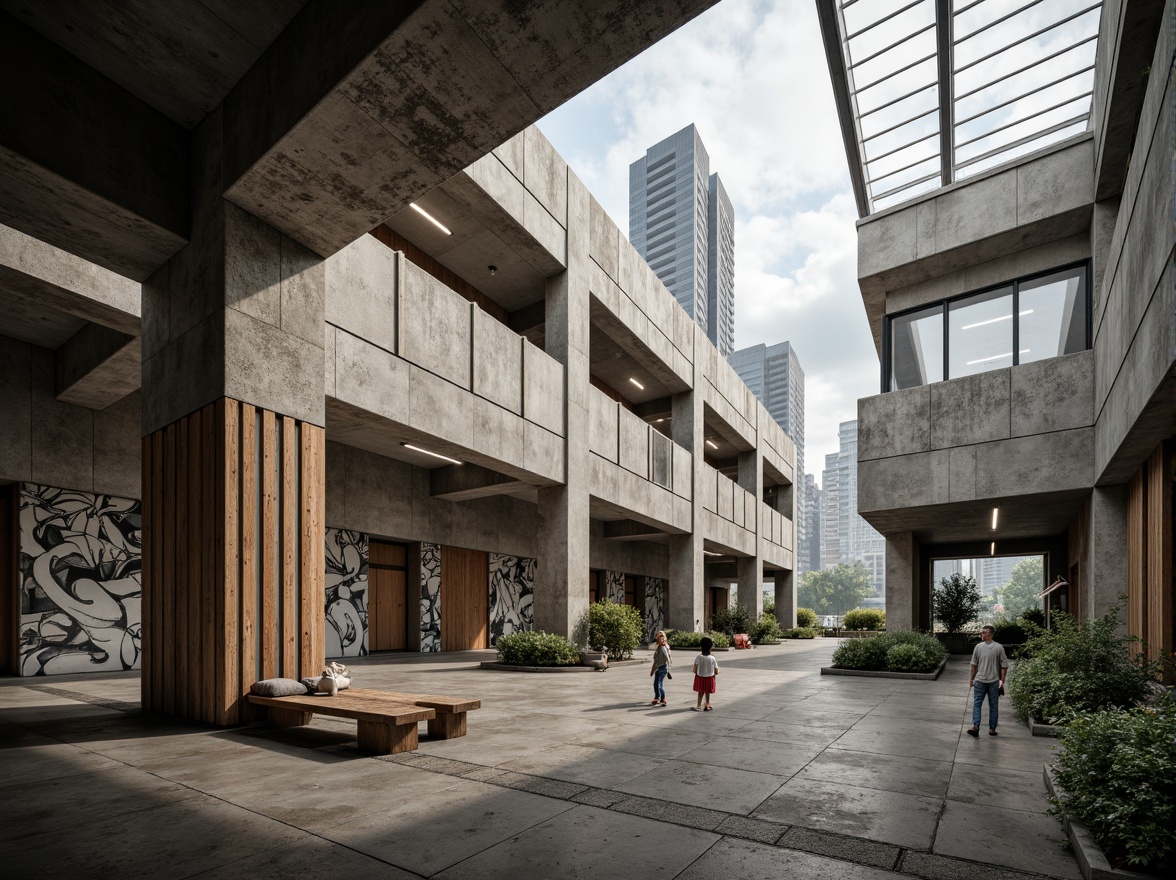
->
[952,735,1058,769]
[946,763,1050,813]
[570,724,716,758]
[831,728,960,762]
[780,826,903,869]
[798,748,954,798]
[934,801,1079,878]
[715,813,790,844]
[613,757,788,813]
[677,733,823,777]
[901,850,1057,880]
[197,835,421,880]
[319,778,576,876]
[498,741,666,787]
[753,776,942,850]
[0,739,124,787]
[725,719,846,748]
[675,836,900,880]
[433,803,718,880]
[761,706,870,727]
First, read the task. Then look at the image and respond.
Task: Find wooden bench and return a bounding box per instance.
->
[247,692,435,755]
[344,688,480,739]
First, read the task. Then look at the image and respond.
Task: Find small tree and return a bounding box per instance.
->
[710,605,751,636]
[999,557,1044,619]
[934,572,980,633]
[587,600,643,660]
[798,563,872,616]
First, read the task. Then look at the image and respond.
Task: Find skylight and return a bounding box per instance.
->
[819,0,1103,216]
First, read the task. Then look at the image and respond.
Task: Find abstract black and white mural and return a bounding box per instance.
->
[488,553,534,645]
[604,570,626,604]
[18,484,142,676]
[420,542,441,652]
[324,528,368,658]
[644,576,665,644]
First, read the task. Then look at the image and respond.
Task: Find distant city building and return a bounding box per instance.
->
[730,341,805,548]
[630,124,734,356]
[820,421,885,593]
[799,473,822,576]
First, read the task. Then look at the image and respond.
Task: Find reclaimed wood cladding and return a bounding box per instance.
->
[142,399,325,725]
[1146,442,1172,674]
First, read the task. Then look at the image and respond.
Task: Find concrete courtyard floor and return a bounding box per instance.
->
[0,639,1078,879]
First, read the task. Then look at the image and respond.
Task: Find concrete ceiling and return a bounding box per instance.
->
[0,285,86,349]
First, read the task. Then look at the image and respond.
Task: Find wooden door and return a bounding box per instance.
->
[441,546,488,650]
[369,541,407,651]
[589,571,599,604]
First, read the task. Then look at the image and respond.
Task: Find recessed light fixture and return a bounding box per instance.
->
[704,550,723,557]
[402,442,462,465]
[656,418,665,423]
[629,378,644,390]
[705,440,719,450]
[409,203,452,235]
[991,507,999,530]
[488,265,497,276]
[966,349,1029,366]
[961,310,1033,331]
[990,542,996,556]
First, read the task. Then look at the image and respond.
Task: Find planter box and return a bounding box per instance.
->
[1043,766,1155,880]
[820,656,947,680]
[1029,715,1061,737]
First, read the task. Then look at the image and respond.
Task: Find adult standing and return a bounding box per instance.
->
[967,624,1009,737]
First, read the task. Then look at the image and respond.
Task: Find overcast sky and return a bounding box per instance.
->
[537,0,880,482]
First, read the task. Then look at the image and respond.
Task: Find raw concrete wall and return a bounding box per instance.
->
[1091,0,1176,484]
[0,336,140,499]
[588,521,669,581]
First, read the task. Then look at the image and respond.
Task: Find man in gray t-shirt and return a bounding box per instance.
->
[967,625,1009,737]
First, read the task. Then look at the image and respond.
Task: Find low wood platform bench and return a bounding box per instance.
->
[344,688,480,739]
[247,692,435,755]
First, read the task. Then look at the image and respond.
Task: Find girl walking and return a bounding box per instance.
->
[692,636,719,711]
[649,630,671,705]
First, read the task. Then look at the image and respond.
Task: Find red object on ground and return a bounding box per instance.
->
[733,633,751,649]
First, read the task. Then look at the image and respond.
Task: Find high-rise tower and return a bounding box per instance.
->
[629,124,734,356]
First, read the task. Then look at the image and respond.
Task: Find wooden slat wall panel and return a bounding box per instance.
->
[1128,468,1146,650]
[370,542,407,567]
[140,399,325,724]
[139,440,152,701]
[441,546,488,650]
[1146,443,1172,670]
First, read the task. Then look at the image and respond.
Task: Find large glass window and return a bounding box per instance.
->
[884,263,1088,391]
[948,286,1013,379]
[890,304,943,390]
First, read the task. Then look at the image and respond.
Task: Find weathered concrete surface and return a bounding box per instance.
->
[55,323,140,410]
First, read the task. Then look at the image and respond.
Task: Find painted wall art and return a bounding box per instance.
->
[644,576,665,644]
[489,553,534,645]
[18,484,142,676]
[420,542,441,652]
[604,570,626,604]
[325,528,368,658]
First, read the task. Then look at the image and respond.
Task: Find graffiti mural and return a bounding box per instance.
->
[604,570,626,604]
[420,543,441,652]
[18,484,143,676]
[325,529,368,658]
[489,554,534,645]
[644,576,665,644]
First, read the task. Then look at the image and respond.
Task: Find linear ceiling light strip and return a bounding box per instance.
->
[954,89,1094,149]
[953,66,1095,127]
[856,50,937,94]
[954,0,1049,43]
[867,151,940,186]
[845,0,927,40]
[954,4,1102,74]
[954,35,1097,101]
[954,114,1089,171]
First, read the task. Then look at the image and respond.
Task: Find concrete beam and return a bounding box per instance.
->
[602,519,666,541]
[0,13,188,280]
[55,322,140,410]
[429,462,527,501]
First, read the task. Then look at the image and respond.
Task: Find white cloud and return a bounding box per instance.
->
[538,0,879,478]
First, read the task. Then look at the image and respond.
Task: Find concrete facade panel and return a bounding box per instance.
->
[973,428,1094,498]
[0,336,32,482]
[523,127,568,228]
[224,203,282,329]
[325,235,397,354]
[522,419,564,483]
[407,361,473,449]
[324,325,336,398]
[223,307,325,427]
[92,390,142,499]
[1011,351,1094,437]
[934,169,1018,254]
[589,196,619,282]
[618,406,649,477]
[858,385,930,460]
[930,371,1010,449]
[1017,138,1096,226]
[947,445,977,502]
[522,190,568,266]
[334,330,410,423]
[588,388,618,462]
[673,442,692,499]
[522,341,565,436]
[472,311,523,414]
[466,152,527,228]
[399,263,472,389]
[29,348,93,493]
[858,450,949,512]
[858,203,917,279]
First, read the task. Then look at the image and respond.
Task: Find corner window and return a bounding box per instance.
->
[884,262,1088,391]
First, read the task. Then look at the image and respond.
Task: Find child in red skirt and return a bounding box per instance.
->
[692,636,719,711]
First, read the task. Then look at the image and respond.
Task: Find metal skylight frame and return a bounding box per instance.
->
[818,0,1104,217]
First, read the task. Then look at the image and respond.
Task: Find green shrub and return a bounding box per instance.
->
[664,630,729,649]
[587,600,644,660]
[496,631,579,667]
[934,573,980,633]
[783,626,817,639]
[749,613,783,644]
[1008,603,1158,725]
[1050,699,1176,871]
[832,630,945,672]
[710,605,751,636]
[1020,607,1046,628]
[843,608,885,630]
[796,607,818,628]
[992,618,1027,645]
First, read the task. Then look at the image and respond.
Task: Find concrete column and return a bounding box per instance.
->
[1086,485,1129,619]
[535,174,590,638]
[736,424,764,621]
[885,531,917,631]
[773,570,797,629]
[139,111,327,725]
[667,338,705,631]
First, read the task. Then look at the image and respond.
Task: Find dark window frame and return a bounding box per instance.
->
[881,259,1091,392]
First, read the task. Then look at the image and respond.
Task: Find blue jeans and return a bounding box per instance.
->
[653,666,668,701]
[972,680,1000,729]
